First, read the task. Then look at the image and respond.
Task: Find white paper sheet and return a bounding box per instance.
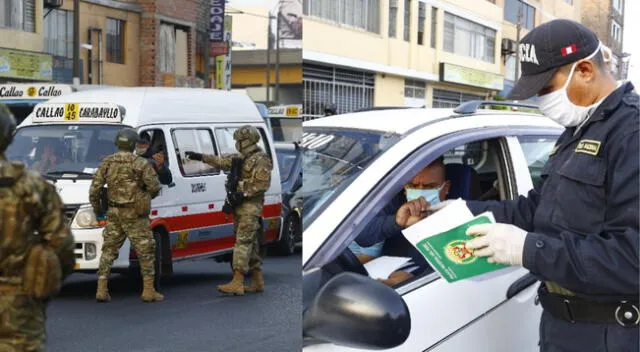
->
[363,256,412,279]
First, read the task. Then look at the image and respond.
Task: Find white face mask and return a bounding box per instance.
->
[538,45,605,127]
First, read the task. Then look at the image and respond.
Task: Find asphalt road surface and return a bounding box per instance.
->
[46,251,302,352]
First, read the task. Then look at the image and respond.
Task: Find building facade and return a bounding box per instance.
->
[581,0,627,79]
[302,0,585,115]
[0,0,141,85]
[499,0,582,99]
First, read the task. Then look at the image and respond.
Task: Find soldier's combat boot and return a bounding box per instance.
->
[244,269,264,293]
[217,269,245,295]
[141,277,164,302]
[96,277,111,302]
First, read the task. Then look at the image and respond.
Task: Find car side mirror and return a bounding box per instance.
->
[303,272,411,350]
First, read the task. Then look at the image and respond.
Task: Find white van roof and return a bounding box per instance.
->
[20,87,263,127]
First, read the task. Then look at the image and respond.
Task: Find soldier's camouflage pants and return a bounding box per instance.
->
[97,207,156,279]
[232,201,265,273]
[0,290,46,352]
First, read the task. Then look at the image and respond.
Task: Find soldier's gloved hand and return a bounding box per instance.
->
[465,223,528,266]
[184,151,203,161]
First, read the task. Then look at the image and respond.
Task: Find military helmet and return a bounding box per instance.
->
[0,103,16,153]
[114,128,138,151]
[233,125,261,145]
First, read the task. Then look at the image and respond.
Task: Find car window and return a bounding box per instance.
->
[275,148,297,182]
[516,136,559,187]
[301,128,401,231]
[214,127,271,159]
[310,135,516,289]
[172,128,219,177]
[139,129,170,166]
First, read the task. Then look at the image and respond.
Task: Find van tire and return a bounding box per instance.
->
[274,214,298,256]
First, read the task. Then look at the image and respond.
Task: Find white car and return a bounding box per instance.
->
[301,101,564,351]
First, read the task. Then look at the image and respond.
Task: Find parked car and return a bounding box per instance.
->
[301,101,562,351]
[272,141,303,255]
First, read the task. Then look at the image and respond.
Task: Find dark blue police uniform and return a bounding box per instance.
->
[467,82,639,351]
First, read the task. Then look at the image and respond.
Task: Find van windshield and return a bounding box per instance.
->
[5,124,128,179]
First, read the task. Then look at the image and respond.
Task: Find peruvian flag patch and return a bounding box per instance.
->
[561,44,578,56]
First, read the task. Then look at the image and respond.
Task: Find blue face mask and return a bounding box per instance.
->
[405,184,444,206]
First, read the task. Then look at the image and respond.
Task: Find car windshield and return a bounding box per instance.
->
[301,128,400,231]
[5,124,128,179]
[275,147,298,183]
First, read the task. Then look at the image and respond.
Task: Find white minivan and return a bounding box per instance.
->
[6,87,283,280]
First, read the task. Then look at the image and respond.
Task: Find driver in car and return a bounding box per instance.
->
[32,139,67,174]
[351,156,451,286]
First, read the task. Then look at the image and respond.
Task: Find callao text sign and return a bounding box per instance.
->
[0,84,72,100]
[210,0,226,42]
[32,102,124,123]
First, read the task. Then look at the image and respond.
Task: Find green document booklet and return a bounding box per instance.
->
[401,199,515,283]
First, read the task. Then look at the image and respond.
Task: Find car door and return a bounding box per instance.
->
[303,123,561,352]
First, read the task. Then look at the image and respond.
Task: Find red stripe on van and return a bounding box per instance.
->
[171,229,280,258]
[160,203,282,232]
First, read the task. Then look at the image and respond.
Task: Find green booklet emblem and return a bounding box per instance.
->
[415,214,509,283]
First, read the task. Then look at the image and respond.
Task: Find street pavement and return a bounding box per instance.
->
[46,251,302,352]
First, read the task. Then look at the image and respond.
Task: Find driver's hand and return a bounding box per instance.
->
[152,152,165,167]
[396,197,429,228]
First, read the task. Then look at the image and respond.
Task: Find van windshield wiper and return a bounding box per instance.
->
[44,170,95,179]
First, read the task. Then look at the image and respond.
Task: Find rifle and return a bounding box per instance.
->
[222,157,244,214]
[96,186,108,219]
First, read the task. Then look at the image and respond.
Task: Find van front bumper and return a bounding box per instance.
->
[72,228,131,271]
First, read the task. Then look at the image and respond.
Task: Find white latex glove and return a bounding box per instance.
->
[465,223,528,266]
[427,199,460,212]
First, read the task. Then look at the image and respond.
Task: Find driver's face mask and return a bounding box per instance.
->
[405,183,444,205]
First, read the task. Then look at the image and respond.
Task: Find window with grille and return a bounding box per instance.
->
[432,88,484,108]
[44,9,73,58]
[303,0,380,33]
[504,0,535,30]
[405,79,425,98]
[106,18,125,64]
[389,0,398,38]
[444,12,496,63]
[417,2,425,45]
[0,0,35,32]
[611,20,622,43]
[303,63,375,117]
[430,7,437,48]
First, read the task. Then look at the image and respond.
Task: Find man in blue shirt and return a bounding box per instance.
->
[353,156,451,285]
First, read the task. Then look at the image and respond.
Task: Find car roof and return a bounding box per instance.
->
[303,107,561,134]
[19,87,262,128]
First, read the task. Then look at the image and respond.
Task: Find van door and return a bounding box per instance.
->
[157,125,231,259]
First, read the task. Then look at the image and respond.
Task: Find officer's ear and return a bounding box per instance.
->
[575,59,597,83]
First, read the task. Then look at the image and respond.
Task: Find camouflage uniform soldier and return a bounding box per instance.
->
[89,128,164,303]
[185,125,272,295]
[0,105,75,351]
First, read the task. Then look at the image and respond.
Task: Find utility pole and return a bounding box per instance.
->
[204,14,211,88]
[275,13,281,104]
[72,0,80,86]
[266,14,272,104]
[514,2,523,83]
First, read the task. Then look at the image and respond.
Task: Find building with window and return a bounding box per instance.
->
[0,0,141,85]
[499,0,582,99]
[581,0,627,80]
[302,0,508,116]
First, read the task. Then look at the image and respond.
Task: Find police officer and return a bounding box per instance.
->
[431,20,638,351]
[184,125,273,296]
[89,128,164,303]
[0,104,75,351]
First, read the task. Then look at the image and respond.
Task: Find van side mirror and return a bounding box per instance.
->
[303,272,411,350]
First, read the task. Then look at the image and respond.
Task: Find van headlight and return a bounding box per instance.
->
[72,206,105,229]
[85,243,97,260]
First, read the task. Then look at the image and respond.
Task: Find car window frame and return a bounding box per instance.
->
[303,126,561,294]
[170,127,221,178]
